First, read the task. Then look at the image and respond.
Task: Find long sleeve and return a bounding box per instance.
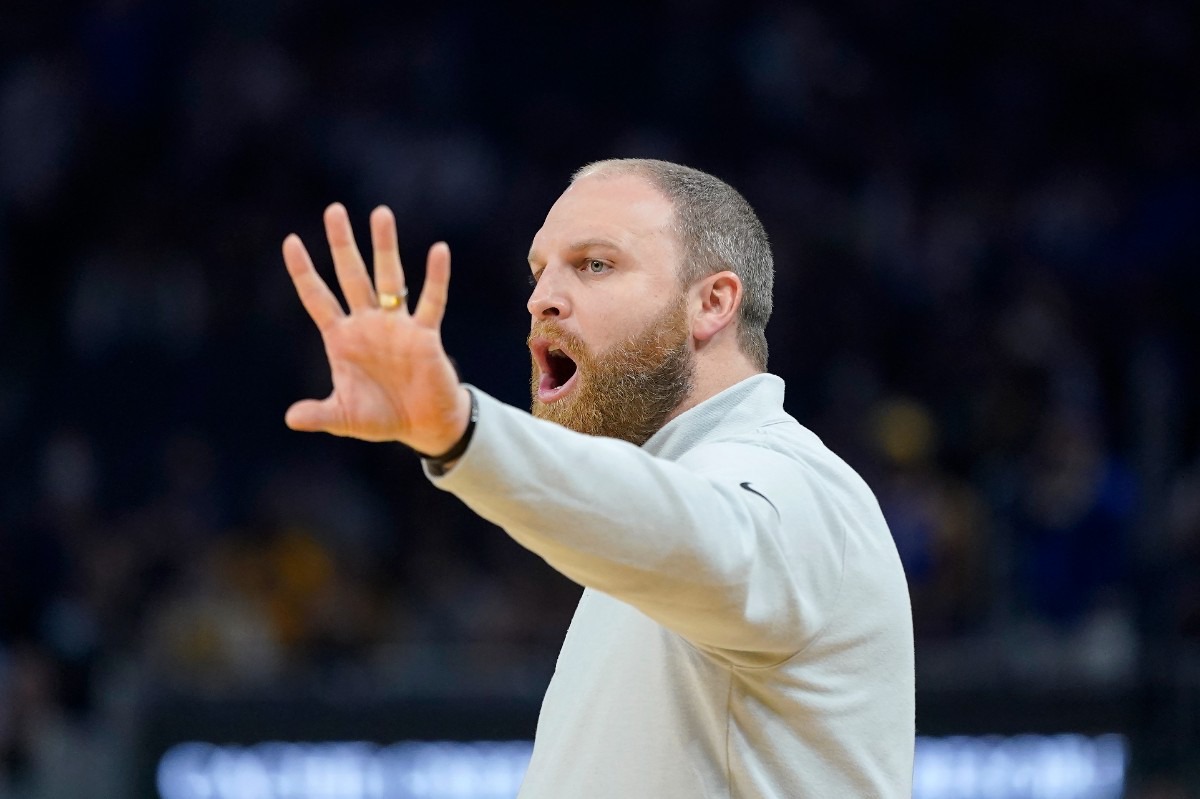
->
[426,379,859,665]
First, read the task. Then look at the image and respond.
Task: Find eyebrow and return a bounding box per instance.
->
[527,238,623,267]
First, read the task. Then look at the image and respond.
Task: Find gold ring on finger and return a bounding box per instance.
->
[378,288,408,310]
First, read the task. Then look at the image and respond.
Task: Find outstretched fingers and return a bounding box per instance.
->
[324,203,376,311]
[413,242,451,329]
[283,234,345,331]
[370,206,408,311]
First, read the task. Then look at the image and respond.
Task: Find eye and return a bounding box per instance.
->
[583,259,610,275]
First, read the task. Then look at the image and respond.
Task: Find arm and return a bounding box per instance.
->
[430,391,847,666]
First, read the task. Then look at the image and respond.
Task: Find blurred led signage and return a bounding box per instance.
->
[158,733,1127,799]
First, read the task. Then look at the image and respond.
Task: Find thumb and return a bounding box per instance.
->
[285,398,343,433]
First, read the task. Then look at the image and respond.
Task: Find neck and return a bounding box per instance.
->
[666,351,762,424]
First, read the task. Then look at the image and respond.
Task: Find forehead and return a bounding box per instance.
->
[529,173,677,262]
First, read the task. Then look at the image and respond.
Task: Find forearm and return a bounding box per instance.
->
[428,389,837,660]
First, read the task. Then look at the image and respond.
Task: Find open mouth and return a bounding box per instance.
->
[532,338,580,402]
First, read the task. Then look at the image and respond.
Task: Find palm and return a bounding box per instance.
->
[282,203,469,455]
[319,315,457,442]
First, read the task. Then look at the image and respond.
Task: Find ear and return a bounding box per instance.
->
[691,271,742,343]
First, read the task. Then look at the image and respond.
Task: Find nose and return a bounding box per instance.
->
[526,266,571,320]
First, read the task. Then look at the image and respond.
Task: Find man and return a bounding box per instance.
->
[282,159,915,797]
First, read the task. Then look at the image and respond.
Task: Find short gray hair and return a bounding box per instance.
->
[571,158,773,370]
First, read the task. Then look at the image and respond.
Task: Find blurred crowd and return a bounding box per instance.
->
[1,0,1197,795]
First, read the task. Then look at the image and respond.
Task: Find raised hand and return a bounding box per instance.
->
[282,203,470,455]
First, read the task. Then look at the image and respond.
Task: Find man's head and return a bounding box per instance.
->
[526,159,774,444]
[570,159,774,368]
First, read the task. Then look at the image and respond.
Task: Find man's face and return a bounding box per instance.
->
[526,173,696,444]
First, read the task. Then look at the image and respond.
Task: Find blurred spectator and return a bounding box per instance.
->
[872,396,989,637]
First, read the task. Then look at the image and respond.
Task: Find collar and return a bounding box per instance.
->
[642,373,789,462]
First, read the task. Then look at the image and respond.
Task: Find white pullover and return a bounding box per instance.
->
[429,374,914,798]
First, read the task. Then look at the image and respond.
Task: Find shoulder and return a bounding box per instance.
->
[681,424,884,537]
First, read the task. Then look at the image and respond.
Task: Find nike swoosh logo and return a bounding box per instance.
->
[739,481,779,517]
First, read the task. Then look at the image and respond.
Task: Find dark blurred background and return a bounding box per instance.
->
[1,1,1197,797]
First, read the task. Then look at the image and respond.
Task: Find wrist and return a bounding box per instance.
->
[416,387,477,474]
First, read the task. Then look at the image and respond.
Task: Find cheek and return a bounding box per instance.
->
[579,306,633,352]
[579,281,679,351]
